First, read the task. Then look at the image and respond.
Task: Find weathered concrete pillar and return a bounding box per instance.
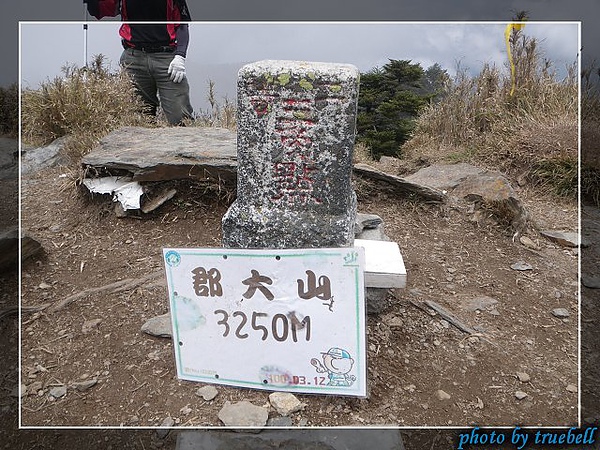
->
[222,60,360,249]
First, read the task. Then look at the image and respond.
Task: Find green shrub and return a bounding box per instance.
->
[356,60,439,159]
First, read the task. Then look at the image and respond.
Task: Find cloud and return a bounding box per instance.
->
[19,22,579,112]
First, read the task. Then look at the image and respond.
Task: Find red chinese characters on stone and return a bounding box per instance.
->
[270,95,323,206]
[271,160,322,206]
[275,118,314,153]
[249,94,277,117]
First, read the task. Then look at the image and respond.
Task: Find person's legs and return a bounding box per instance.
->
[150,53,194,125]
[120,49,160,117]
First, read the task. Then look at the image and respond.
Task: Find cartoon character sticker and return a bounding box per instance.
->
[311,347,356,387]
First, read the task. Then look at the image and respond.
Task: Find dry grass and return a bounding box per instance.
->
[192,80,236,130]
[402,28,578,199]
[21,54,153,161]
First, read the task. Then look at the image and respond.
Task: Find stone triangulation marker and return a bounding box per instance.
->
[222,60,360,249]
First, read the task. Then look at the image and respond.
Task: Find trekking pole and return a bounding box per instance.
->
[83,0,89,67]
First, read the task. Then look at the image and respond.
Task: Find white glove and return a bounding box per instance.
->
[168,55,186,83]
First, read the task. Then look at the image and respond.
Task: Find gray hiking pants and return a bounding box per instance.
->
[120,48,194,125]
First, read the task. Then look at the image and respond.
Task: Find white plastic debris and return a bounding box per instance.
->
[82,176,144,210]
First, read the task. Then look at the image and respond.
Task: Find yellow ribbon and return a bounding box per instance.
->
[505,22,525,96]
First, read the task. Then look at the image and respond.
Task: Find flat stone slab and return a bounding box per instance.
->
[355,239,406,288]
[176,430,405,450]
[405,162,485,190]
[81,126,237,182]
[540,230,580,247]
[353,163,446,201]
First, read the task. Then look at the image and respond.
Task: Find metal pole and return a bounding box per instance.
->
[83,2,88,67]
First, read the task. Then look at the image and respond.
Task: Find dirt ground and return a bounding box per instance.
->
[15,156,581,432]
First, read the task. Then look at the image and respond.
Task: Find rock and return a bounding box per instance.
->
[384,315,404,328]
[581,275,600,289]
[82,126,237,183]
[355,213,383,234]
[435,389,451,400]
[49,386,67,399]
[552,308,570,318]
[511,261,533,271]
[356,224,389,241]
[195,385,218,401]
[222,60,360,249]
[566,384,578,393]
[21,136,67,174]
[540,230,580,248]
[156,416,175,439]
[141,313,172,338]
[141,187,177,213]
[516,372,531,382]
[267,416,294,427]
[366,288,389,315]
[519,235,541,250]
[405,163,485,190]
[515,391,528,400]
[268,392,306,416]
[451,170,528,232]
[27,381,43,395]
[70,379,97,392]
[0,228,44,272]
[354,163,446,201]
[114,202,128,218]
[218,401,269,427]
[82,318,102,334]
[459,295,498,312]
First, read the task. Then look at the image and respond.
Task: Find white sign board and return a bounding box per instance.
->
[162,247,366,397]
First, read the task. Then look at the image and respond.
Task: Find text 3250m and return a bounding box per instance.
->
[214,310,312,342]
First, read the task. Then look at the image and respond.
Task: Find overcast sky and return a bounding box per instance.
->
[20,21,579,113]
[3,0,600,90]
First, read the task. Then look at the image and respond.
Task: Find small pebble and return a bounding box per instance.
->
[71,379,97,392]
[552,308,570,318]
[195,385,218,401]
[269,392,306,416]
[435,389,451,400]
[511,261,533,271]
[515,391,528,400]
[516,372,530,383]
[49,386,67,399]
